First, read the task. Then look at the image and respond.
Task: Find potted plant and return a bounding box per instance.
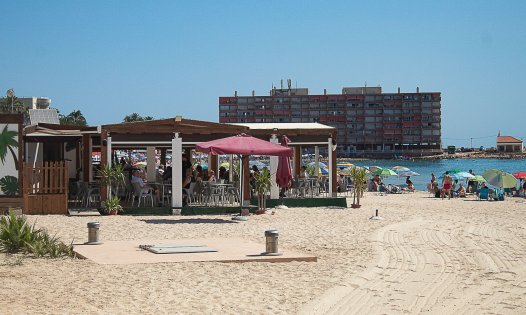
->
[99,164,125,214]
[100,196,123,215]
[254,168,271,214]
[350,166,367,208]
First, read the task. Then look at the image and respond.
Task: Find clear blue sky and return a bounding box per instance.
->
[2,1,526,148]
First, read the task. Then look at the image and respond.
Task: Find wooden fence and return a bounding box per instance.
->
[23,161,69,215]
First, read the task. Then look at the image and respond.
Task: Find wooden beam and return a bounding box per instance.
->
[242,156,250,204]
[294,147,301,177]
[210,154,218,178]
[82,134,91,182]
[100,129,108,201]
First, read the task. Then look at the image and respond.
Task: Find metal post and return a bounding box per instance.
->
[86,222,101,245]
[262,230,281,256]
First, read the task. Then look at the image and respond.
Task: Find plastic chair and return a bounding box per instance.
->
[478,187,489,200]
[183,182,196,205]
[131,182,154,207]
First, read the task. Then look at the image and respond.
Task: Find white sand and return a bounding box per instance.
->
[1,192,525,314]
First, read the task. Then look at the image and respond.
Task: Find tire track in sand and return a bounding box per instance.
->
[301,217,526,315]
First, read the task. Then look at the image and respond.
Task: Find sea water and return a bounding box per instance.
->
[349,158,526,191]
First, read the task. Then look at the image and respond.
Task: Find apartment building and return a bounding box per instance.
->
[219,84,441,157]
[19,97,51,110]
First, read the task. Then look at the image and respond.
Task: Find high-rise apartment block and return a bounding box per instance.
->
[219,84,441,157]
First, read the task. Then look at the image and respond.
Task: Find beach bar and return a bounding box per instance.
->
[12,116,339,214]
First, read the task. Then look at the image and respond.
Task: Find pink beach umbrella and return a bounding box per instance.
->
[276,136,292,189]
[196,134,293,213]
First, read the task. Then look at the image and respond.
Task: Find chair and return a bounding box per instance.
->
[85,187,101,208]
[73,181,87,207]
[183,182,196,206]
[387,184,402,194]
[132,182,154,207]
[200,182,221,206]
[293,178,308,197]
[478,187,489,200]
[225,186,240,205]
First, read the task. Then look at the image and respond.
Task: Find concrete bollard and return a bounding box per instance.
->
[86,222,102,245]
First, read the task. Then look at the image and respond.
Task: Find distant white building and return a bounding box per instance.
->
[497,135,524,153]
[19,97,51,110]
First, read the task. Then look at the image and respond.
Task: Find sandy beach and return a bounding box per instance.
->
[1,192,525,314]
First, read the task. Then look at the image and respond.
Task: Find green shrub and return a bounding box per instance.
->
[0,210,74,258]
[0,211,39,253]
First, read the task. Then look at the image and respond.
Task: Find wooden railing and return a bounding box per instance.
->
[23,161,68,195]
[23,161,69,214]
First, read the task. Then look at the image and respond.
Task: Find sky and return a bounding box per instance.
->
[2,1,526,148]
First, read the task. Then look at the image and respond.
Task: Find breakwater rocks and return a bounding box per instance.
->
[414,152,526,160]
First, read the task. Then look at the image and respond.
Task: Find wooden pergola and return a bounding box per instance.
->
[232,123,338,199]
[23,117,338,211]
[100,117,248,208]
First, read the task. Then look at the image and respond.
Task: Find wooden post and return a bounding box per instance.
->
[331,142,337,196]
[242,155,250,206]
[210,154,218,178]
[294,146,301,177]
[82,134,91,182]
[100,129,108,201]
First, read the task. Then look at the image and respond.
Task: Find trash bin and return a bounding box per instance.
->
[86,222,101,245]
[263,230,281,256]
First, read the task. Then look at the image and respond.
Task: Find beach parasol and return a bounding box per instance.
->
[306,161,328,168]
[339,166,367,175]
[512,171,526,180]
[276,136,292,189]
[453,172,475,180]
[469,175,486,183]
[439,171,474,181]
[397,170,420,177]
[372,168,397,177]
[196,134,293,214]
[483,169,518,189]
[368,166,383,172]
[249,160,268,170]
[392,166,410,172]
[337,162,354,169]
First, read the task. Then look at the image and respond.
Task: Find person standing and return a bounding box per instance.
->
[442,171,453,200]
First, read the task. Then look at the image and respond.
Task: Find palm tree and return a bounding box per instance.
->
[0,96,24,113]
[123,113,154,122]
[0,125,18,170]
[59,110,88,126]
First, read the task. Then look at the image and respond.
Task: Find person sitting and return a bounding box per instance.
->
[432,181,440,198]
[452,179,458,192]
[368,178,377,192]
[300,166,309,179]
[218,166,228,183]
[207,170,216,182]
[162,166,172,182]
[337,174,347,193]
[406,176,415,191]
[455,183,466,198]
[131,170,160,204]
